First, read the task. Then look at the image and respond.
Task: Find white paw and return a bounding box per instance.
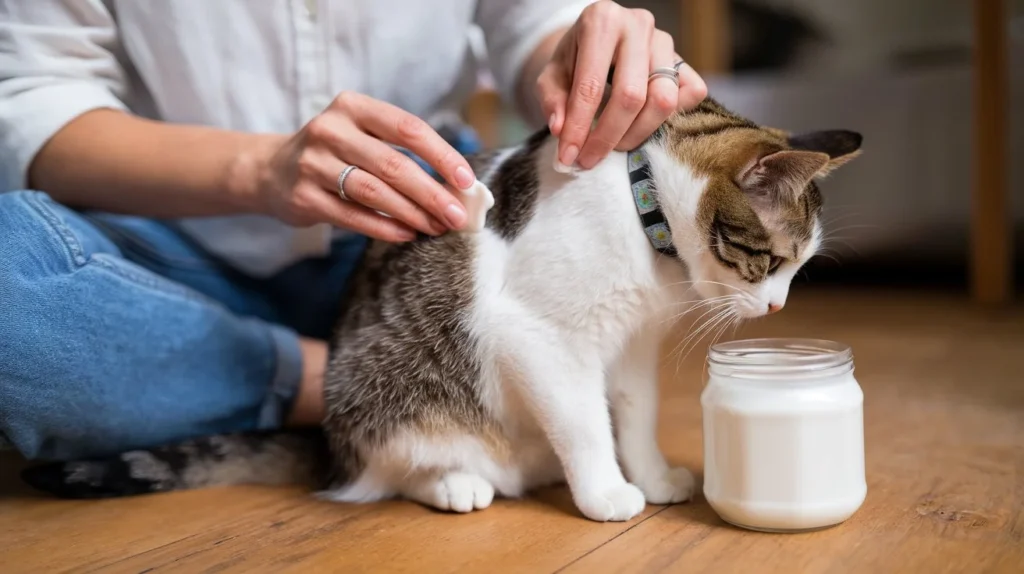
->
[432,473,495,513]
[637,467,695,505]
[574,483,646,522]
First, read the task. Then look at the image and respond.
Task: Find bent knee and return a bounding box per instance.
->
[0,190,119,278]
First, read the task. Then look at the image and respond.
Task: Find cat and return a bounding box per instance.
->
[21,97,862,522]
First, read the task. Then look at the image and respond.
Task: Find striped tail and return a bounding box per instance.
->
[20,430,330,499]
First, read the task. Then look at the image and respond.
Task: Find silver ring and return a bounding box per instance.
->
[648,67,680,87]
[336,165,358,201]
[673,59,686,71]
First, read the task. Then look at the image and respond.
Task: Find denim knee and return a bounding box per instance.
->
[0,190,120,276]
[0,190,303,460]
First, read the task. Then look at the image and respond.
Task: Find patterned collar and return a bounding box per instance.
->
[627,147,678,257]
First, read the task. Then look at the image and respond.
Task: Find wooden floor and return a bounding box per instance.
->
[2,289,1022,573]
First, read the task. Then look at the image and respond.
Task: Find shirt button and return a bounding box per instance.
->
[305,0,317,19]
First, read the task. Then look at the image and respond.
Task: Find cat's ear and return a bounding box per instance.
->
[739,149,830,202]
[786,130,863,176]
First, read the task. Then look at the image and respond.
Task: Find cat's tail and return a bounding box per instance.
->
[20,429,331,499]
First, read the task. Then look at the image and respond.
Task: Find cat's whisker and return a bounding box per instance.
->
[823,223,879,234]
[701,311,738,381]
[812,252,843,265]
[664,301,734,372]
[674,303,734,356]
[675,307,735,368]
[820,212,865,226]
[667,301,733,347]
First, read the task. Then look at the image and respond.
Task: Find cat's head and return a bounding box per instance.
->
[652,98,862,318]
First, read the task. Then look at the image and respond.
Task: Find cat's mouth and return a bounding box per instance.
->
[732,298,772,319]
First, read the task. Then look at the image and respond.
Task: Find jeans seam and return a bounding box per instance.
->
[23,192,87,269]
[257,324,303,430]
[88,254,215,305]
[85,216,225,272]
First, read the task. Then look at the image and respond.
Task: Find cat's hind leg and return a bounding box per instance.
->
[400,471,495,513]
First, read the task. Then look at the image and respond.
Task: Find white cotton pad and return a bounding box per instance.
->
[458,179,495,233]
[552,156,577,175]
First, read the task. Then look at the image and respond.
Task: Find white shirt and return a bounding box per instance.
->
[0,0,592,276]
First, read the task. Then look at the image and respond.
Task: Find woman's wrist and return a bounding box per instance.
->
[224,132,287,216]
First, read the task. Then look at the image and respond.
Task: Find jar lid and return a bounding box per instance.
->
[708,338,853,378]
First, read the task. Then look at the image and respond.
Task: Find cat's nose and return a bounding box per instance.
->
[767,303,784,314]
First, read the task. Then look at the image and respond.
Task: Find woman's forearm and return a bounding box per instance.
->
[28,109,283,218]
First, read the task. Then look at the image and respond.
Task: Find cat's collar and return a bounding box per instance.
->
[627,147,678,257]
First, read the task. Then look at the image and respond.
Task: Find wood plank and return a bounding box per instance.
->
[971,0,1013,304]
[2,290,1022,572]
[566,292,1024,572]
[680,0,731,74]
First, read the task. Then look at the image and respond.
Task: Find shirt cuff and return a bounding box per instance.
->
[493,1,594,106]
[0,80,127,192]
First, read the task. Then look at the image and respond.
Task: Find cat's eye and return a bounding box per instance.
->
[767,256,785,274]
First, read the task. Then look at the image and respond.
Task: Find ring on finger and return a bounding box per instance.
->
[648,67,680,87]
[672,59,686,72]
[336,165,359,201]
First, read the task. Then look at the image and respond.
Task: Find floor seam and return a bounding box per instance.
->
[552,506,670,573]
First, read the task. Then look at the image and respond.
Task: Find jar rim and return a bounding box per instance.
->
[708,338,853,375]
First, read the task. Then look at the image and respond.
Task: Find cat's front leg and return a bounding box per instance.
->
[501,325,645,522]
[609,328,695,505]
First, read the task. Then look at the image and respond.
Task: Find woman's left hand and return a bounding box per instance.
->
[536,0,708,171]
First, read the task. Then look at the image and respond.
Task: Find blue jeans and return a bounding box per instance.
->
[0,191,369,461]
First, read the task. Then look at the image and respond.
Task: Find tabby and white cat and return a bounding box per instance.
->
[23,98,861,522]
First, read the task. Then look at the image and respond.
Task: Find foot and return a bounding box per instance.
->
[573,483,646,522]
[635,467,695,505]
[403,472,495,513]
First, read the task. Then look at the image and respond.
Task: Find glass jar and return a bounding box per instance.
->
[701,338,866,532]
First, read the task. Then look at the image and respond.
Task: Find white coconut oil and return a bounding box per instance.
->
[701,338,866,532]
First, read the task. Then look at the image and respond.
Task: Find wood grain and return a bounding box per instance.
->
[971,0,1013,304]
[2,289,1022,573]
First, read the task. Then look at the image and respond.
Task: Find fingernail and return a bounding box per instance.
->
[548,114,558,134]
[553,156,576,174]
[398,228,417,241]
[454,166,474,190]
[560,144,579,167]
[444,203,467,228]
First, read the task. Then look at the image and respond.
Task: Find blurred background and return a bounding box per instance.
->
[462,0,1023,299]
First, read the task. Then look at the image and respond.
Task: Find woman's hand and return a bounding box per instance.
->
[255,91,475,242]
[536,1,708,171]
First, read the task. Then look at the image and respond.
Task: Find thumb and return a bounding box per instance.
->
[536,67,569,137]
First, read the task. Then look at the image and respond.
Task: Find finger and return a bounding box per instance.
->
[307,184,419,243]
[674,61,708,111]
[618,34,679,151]
[301,146,446,236]
[318,154,447,236]
[326,129,469,230]
[340,92,477,193]
[576,15,653,169]
[557,8,620,170]
[536,65,569,137]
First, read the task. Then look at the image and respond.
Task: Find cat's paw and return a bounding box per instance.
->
[574,483,646,522]
[408,472,494,513]
[637,467,695,505]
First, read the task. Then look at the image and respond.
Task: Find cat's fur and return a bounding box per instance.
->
[22,98,861,522]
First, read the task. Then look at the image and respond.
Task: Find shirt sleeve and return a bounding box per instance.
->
[473,0,595,106]
[0,0,129,192]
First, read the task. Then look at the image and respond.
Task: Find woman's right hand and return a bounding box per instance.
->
[253,91,476,242]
